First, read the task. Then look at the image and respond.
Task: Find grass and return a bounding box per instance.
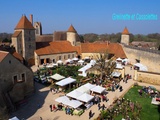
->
[115,86,160,120]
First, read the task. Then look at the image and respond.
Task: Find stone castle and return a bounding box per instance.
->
[11,14,160,73]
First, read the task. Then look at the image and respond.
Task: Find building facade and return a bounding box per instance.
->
[0,51,34,109]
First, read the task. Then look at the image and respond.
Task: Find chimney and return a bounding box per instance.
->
[30,14,33,25]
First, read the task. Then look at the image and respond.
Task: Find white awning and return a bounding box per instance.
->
[77,93,94,103]
[66,90,83,99]
[91,85,106,94]
[55,77,76,86]
[50,73,65,81]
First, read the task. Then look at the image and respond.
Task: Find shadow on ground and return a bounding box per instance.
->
[10,82,50,119]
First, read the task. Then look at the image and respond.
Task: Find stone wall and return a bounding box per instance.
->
[123,45,160,72]
[134,70,160,85]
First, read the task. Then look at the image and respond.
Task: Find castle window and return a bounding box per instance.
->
[36,29,39,34]
[9,60,11,64]
[21,73,25,82]
[13,75,18,84]
[59,56,61,60]
[64,55,66,60]
[68,54,70,59]
[72,54,74,58]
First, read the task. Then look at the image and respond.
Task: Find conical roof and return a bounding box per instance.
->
[15,15,35,30]
[67,24,77,33]
[122,27,129,35]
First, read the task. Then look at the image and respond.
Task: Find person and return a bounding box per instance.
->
[49,104,52,112]
[119,86,123,92]
[89,110,92,119]
[102,104,106,110]
[52,104,57,112]
[98,103,101,110]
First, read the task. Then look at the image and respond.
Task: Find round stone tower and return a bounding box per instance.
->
[67,24,77,46]
[121,27,130,45]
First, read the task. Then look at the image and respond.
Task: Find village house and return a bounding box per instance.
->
[0,51,34,111]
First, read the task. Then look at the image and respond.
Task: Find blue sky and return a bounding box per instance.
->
[0,0,160,34]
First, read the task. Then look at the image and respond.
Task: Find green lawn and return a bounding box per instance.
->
[116,86,160,120]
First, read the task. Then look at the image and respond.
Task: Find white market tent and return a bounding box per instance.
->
[66,90,83,99]
[116,57,122,61]
[9,116,19,120]
[78,63,92,77]
[56,60,63,64]
[77,93,94,103]
[55,96,70,104]
[111,71,122,77]
[91,85,106,94]
[46,63,58,68]
[72,57,78,61]
[83,83,96,90]
[76,86,90,94]
[68,100,83,108]
[134,63,148,71]
[50,73,65,81]
[55,77,76,86]
[78,59,84,63]
[55,96,82,108]
[116,63,124,69]
[90,59,96,66]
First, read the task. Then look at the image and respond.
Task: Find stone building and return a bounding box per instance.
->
[0,51,34,110]
[121,27,129,45]
[11,15,36,64]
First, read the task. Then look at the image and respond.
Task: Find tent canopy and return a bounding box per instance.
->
[50,73,65,80]
[116,57,122,61]
[55,77,76,86]
[78,59,84,63]
[77,93,94,103]
[83,83,96,90]
[111,71,121,77]
[91,85,106,94]
[72,57,78,61]
[134,63,148,71]
[76,86,90,94]
[55,96,82,108]
[66,90,83,99]
[57,60,63,64]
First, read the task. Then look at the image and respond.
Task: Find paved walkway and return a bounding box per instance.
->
[10,66,160,120]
